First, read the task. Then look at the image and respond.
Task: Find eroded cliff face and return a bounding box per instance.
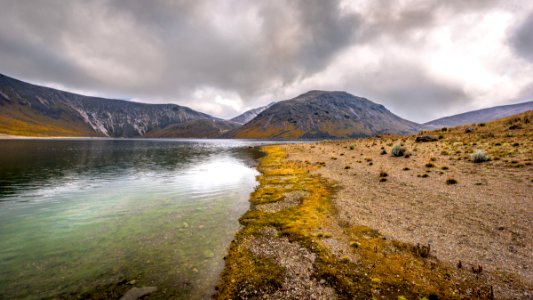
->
[0,74,239,137]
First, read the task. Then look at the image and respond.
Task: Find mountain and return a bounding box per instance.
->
[227,90,421,139]
[425,101,533,128]
[230,102,276,125]
[0,73,239,137]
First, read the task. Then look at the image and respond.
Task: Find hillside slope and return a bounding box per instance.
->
[425,101,533,128]
[228,90,421,139]
[230,102,276,125]
[0,73,239,137]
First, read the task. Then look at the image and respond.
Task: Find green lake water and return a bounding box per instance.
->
[0,139,276,299]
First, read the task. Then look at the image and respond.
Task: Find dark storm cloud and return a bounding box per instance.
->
[0,0,531,121]
[510,12,533,62]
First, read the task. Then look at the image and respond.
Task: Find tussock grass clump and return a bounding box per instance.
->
[446,178,458,185]
[471,150,489,163]
[413,243,431,258]
[391,144,405,157]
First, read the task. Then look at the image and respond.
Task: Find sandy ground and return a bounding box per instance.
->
[284,135,532,295]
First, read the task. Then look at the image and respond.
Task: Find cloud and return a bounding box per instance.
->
[510,12,533,63]
[0,0,532,121]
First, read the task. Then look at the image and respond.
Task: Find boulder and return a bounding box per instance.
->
[120,287,157,300]
[415,135,438,142]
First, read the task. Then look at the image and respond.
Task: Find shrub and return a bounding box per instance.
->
[391,145,405,157]
[446,178,458,185]
[413,243,431,258]
[471,150,489,163]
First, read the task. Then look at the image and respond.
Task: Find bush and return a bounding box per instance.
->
[471,150,489,163]
[391,145,405,157]
[446,178,458,185]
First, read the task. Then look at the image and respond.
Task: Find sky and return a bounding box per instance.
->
[0,0,532,123]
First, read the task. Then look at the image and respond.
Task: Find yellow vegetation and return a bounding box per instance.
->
[215,145,494,299]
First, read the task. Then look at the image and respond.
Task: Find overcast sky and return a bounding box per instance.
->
[1,0,532,122]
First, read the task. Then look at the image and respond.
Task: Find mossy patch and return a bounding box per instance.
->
[214,146,493,299]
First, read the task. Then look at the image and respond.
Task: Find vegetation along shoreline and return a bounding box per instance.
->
[214,112,532,299]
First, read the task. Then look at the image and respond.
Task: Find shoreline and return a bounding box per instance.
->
[215,113,532,298]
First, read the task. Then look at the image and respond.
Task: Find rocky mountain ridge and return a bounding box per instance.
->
[228,90,421,139]
[0,73,239,137]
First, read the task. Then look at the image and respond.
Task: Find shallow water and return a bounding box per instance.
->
[0,138,278,299]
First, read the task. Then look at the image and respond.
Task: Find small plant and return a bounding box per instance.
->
[350,241,360,248]
[379,171,388,177]
[379,178,387,182]
[471,150,489,163]
[413,243,431,258]
[344,166,351,169]
[402,167,410,171]
[446,178,458,185]
[316,232,332,238]
[441,166,449,170]
[472,265,483,274]
[425,162,435,168]
[380,149,387,155]
[391,144,405,157]
[481,132,494,138]
[349,145,355,150]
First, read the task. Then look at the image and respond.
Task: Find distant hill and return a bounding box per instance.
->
[425,101,533,128]
[228,90,421,139]
[0,73,239,137]
[230,102,276,125]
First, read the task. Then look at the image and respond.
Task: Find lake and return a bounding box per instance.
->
[0,138,279,299]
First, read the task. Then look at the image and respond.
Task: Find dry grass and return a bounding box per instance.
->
[282,111,533,298]
[215,144,511,299]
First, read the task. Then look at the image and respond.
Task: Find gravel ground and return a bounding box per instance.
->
[284,138,533,298]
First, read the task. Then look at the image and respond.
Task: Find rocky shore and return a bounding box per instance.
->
[215,112,532,299]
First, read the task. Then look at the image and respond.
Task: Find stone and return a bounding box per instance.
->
[415,135,438,142]
[119,287,157,300]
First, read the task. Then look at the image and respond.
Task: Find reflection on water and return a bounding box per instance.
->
[0,139,276,299]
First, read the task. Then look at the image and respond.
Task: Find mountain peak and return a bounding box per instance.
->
[228,91,420,139]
